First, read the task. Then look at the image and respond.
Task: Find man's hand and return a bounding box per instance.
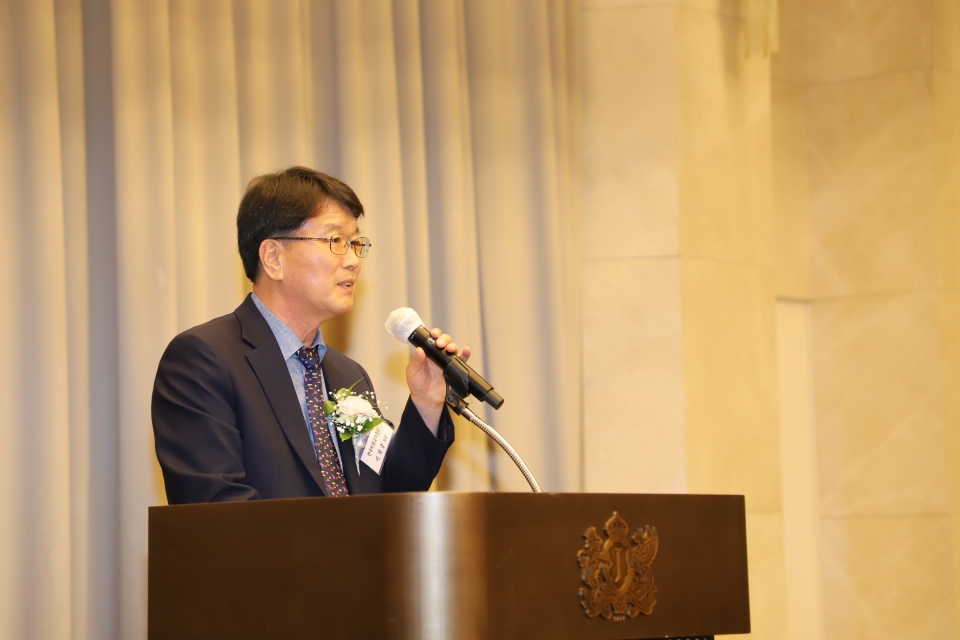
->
[406,328,471,435]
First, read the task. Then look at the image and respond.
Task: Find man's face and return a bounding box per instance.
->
[279,203,361,323]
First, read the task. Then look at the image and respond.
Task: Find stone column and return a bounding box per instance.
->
[774,0,960,637]
[581,1,786,636]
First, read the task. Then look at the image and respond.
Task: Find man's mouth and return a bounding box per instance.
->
[338,279,355,290]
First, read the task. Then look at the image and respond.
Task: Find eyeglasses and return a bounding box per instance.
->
[272,234,372,258]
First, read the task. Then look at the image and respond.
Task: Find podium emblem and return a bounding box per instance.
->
[577,511,658,621]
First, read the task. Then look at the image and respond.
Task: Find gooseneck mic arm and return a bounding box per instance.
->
[385,307,541,493]
[442,369,541,494]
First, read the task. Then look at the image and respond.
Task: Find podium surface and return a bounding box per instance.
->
[149,492,749,639]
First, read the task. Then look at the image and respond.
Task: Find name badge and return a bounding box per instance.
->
[360,423,394,475]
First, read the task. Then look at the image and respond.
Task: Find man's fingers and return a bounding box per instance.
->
[428,327,470,359]
[409,347,428,372]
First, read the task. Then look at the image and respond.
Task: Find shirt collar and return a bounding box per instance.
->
[251,292,326,361]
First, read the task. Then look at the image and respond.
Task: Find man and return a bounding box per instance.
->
[152,166,466,503]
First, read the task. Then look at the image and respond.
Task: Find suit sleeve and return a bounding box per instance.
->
[352,366,455,493]
[152,332,260,503]
[380,397,456,493]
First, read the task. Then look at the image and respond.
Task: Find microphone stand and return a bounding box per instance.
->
[442,362,541,494]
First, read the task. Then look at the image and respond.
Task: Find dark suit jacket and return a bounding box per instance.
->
[152,294,454,504]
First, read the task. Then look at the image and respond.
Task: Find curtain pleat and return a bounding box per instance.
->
[1,2,73,638]
[79,0,121,637]
[413,0,493,488]
[234,0,314,175]
[110,1,178,636]
[464,0,581,490]
[52,0,93,637]
[0,1,581,636]
[169,0,245,328]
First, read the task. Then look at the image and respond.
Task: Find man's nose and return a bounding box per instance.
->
[341,249,361,268]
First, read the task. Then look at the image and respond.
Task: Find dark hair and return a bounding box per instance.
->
[237,166,364,282]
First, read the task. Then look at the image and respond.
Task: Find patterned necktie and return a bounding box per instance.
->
[295,346,348,497]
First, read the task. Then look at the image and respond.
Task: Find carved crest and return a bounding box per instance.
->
[577,511,658,621]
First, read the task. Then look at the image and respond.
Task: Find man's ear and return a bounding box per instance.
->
[258,239,285,282]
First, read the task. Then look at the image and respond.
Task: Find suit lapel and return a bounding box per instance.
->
[321,351,383,495]
[236,296,331,497]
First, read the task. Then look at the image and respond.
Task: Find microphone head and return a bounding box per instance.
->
[385,307,425,342]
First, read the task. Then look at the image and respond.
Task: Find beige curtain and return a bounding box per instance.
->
[0,0,581,638]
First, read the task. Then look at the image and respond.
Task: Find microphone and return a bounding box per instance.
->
[385,308,504,409]
[385,308,539,492]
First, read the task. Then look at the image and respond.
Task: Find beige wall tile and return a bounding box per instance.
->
[582,5,680,259]
[675,0,740,16]
[772,0,809,83]
[676,8,774,266]
[944,300,960,640]
[744,512,789,640]
[682,259,781,510]
[582,258,688,493]
[776,302,826,640]
[941,293,960,515]
[933,0,960,72]
[935,69,960,291]
[952,516,960,629]
[803,0,931,83]
[821,516,958,638]
[582,0,740,16]
[807,70,937,298]
[812,293,950,517]
[772,80,812,299]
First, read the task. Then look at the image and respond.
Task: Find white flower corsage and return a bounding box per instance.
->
[324,379,385,472]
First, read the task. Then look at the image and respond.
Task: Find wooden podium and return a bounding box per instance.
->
[148,492,750,639]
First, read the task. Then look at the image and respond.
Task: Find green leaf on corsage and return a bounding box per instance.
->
[359,417,384,434]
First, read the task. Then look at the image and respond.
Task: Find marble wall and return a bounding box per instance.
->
[582,0,787,637]
[773,0,960,637]
[581,0,960,638]
[935,1,960,626]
